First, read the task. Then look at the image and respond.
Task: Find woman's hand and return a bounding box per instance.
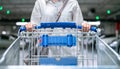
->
[82,23,91,32]
[25,22,34,32]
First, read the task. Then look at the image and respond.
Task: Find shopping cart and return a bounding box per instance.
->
[0,22,120,69]
[19,22,98,65]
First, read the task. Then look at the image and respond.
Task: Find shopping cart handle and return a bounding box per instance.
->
[39,22,76,29]
[20,22,97,32]
[20,26,26,32]
[77,26,97,32]
[35,25,42,29]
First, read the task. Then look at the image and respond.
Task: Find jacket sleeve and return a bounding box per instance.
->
[72,1,84,25]
[30,0,42,25]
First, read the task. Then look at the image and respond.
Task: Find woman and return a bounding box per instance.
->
[25,0,90,64]
[26,0,90,31]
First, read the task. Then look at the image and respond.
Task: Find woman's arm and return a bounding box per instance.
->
[30,0,42,25]
[72,1,90,32]
[72,0,83,26]
[26,0,42,32]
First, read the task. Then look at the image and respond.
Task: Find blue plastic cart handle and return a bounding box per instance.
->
[40,22,76,28]
[77,26,97,32]
[20,22,97,32]
[20,26,26,32]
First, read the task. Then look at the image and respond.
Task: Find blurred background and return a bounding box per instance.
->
[0,0,120,56]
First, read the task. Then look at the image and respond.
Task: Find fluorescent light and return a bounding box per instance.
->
[16,22,28,26]
[88,21,100,26]
[2,31,7,35]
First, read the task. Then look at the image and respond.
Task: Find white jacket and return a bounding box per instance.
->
[30,0,83,25]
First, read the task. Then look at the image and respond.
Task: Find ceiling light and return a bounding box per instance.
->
[6,10,11,15]
[0,6,3,11]
[95,16,100,20]
[107,10,111,14]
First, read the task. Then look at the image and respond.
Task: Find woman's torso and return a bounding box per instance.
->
[39,0,76,23]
